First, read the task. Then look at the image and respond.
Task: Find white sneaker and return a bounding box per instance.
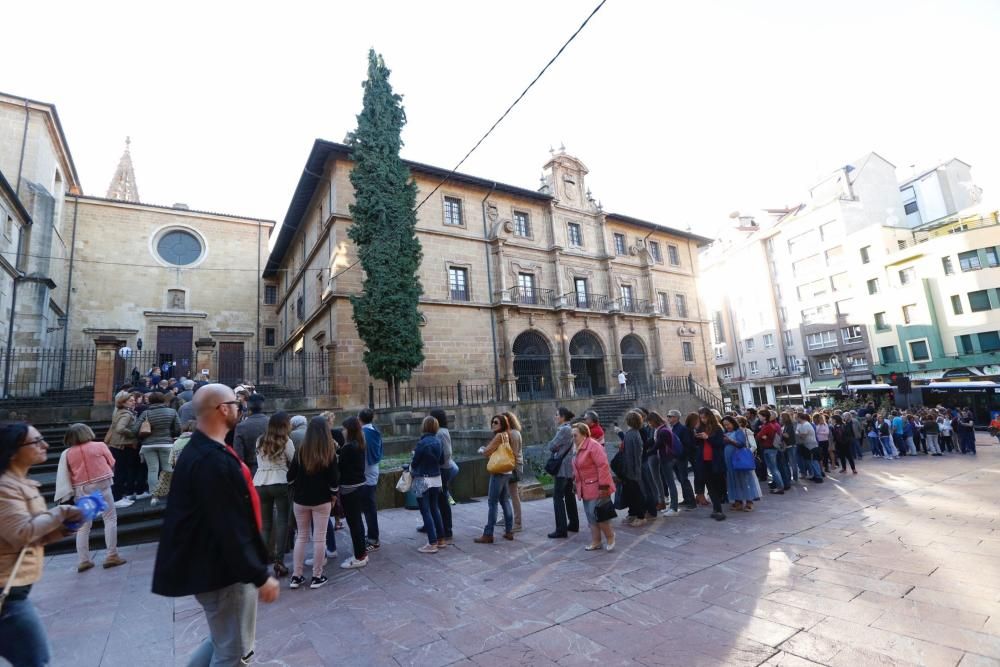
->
[150,498,160,506]
[134,492,152,500]
[325,549,337,558]
[114,498,133,509]
[340,556,368,569]
[660,509,679,516]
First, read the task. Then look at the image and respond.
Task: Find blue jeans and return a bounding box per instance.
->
[658,456,678,511]
[673,458,695,506]
[417,487,444,544]
[190,582,257,667]
[868,436,883,456]
[763,449,783,489]
[362,484,380,543]
[850,438,863,459]
[0,591,50,667]
[484,473,512,537]
[777,449,792,488]
[324,517,337,554]
[785,447,800,481]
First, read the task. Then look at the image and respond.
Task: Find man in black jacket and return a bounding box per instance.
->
[233,394,268,474]
[667,410,697,509]
[152,384,279,665]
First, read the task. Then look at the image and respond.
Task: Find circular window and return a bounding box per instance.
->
[156,230,203,266]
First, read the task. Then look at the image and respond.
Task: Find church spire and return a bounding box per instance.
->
[106,136,140,202]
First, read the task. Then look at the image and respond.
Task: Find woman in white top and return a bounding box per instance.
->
[814,413,832,474]
[254,411,295,578]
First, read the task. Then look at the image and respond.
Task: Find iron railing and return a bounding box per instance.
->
[515,374,556,401]
[563,292,611,311]
[1,348,96,399]
[615,298,654,314]
[368,381,516,410]
[502,286,554,307]
[113,349,193,389]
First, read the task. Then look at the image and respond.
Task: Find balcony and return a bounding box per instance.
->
[615,297,654,314]
[895,212,1000,251]
[562,291,612,311]
[501,286,554,307]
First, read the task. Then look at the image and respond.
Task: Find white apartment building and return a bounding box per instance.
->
[701,153,985,410]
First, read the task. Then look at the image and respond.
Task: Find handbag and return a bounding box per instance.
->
[594,499,617,522]
[486,433,516,475]
[395,469,412,493]
[0,547,28,614]
[609,450,625,479]
[732,446,756,471]
[544,445,570,476]
[138,416,152,439]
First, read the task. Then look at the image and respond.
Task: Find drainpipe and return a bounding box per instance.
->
[58,197,80,389]
[255,219,261,385]
[15,99,29,195]
[481,184,500,396]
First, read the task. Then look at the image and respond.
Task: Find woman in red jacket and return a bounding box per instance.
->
[571,422,616,552]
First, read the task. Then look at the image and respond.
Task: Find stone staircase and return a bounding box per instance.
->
[586,394,641,429]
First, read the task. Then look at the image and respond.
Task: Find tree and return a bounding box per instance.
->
[347,50,424,405]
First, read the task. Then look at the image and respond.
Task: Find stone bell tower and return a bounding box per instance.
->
[106,137,140,203]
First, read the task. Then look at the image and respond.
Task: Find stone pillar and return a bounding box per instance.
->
[492,239,508,300]
[93,336,121,404]
[195,338,216,382]
[557,313,574,398]
[496,307,517,402]
[608,316,622,388]
[648,320,666,384]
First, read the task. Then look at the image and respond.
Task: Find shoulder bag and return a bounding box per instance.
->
[138,413,152,439]
[544,440,571,476]
[594,499,617,522]
[731,443,757,471]
[487,433,516,475]
[0,547,28,614]
[395,468,412,493]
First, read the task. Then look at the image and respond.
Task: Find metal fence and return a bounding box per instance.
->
[369,381,516,410]
[268,352,329,397]
[1,348,96,399]
[113,349,194,388]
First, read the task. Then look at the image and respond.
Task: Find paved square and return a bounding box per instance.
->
[32,436,1000,666]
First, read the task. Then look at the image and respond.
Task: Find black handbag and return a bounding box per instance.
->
[595,499,617,522]
[609,450,625,478]
[544,447,570,476]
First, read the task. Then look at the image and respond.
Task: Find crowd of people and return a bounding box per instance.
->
[0,372,989,666]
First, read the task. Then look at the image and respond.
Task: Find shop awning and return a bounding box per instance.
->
[926,381,998,389]
[907,371,942,382]
[848,383,892,391]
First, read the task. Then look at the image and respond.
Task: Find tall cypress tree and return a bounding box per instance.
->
[347,50,424,404]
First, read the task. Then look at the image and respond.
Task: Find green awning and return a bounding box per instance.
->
[808,379,843,392]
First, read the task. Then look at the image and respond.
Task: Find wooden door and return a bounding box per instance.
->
[156,327,193,379]
[218,342,245,387]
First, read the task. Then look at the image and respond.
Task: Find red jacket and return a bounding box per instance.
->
[66,441,116,487]
[572,437,615,501]
[756,421,782,449]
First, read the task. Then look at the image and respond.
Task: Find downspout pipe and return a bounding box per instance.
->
[481,184,500,396]
[255,220,261,385]
[58,197,80,389]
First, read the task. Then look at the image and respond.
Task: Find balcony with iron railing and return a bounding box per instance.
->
[561,291,612,311]
[501,286,554,307]
[614,297,654,314]
[895,212,1000,251]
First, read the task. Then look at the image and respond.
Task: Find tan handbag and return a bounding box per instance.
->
[138,416,152,439]
[487,433,516,475]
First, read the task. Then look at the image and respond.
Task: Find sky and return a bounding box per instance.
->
[4,0,998,243]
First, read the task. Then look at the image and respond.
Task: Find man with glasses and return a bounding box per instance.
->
[153,384,279,666]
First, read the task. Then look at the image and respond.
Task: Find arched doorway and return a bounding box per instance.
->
[620,334,648,392]
[512,331,554,400]
[570,331,606,396]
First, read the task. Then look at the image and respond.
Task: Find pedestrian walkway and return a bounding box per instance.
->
[32,435,1000,666]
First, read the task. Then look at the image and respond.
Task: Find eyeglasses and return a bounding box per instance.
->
[21,437,46,448]
[216,401,241,409]
[490,420,500,425]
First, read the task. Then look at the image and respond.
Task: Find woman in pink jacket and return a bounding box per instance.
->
[571,422,616,552]
[64,423,126,572]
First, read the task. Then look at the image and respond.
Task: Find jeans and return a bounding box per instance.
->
[777,450,792,489]
[904,437,917,455]
[868,436,883,456]
[658,456,678,511]
[673,458,695,506]
[417,487,444,543]
[818,441,831,471]
[836,446,856,472]
[925,433,941,454]
[438,466,453,538]
[293,502,331,578]
[785,447,800,482]
[851,437,863,460]
[645,455,665,504]
[763,449,783,489]
[256,483,289,562]
[74,481,118,565]
[939,433,953,451]
[640,458,660,516]
[0,591,50,667]
[189,582,257,667]
[142,447,172,496]
[805,448,823,479]
[110,446,141,500]
[892,433,904,456]
[340,488,368,560]
[552,476,579,533]
[361,483,380,543]
[485,473,513,537]
[881,435,898,458]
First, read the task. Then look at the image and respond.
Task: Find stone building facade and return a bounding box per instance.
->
[264,141,715,409]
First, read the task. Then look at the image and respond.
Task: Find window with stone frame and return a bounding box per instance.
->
[659,292,671,316]
[682,341,694,362]
[667,244,681,266]
[264,327,276,347]
[443,196,464,226]
[448,267,470,301]
[567,222,583,247]
[674,293,688,318]
[513,211,531,237]
[613,233,626,255]
[649,241,663,263]
[264,284,278,305]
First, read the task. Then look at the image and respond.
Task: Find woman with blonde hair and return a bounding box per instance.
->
[474,414,518,543]
[287,416,339,589]
[254,412,295,577]
[571,422,616,551]
[108,391,140,507]
[502,411,524,532]
[63,423,126,571]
